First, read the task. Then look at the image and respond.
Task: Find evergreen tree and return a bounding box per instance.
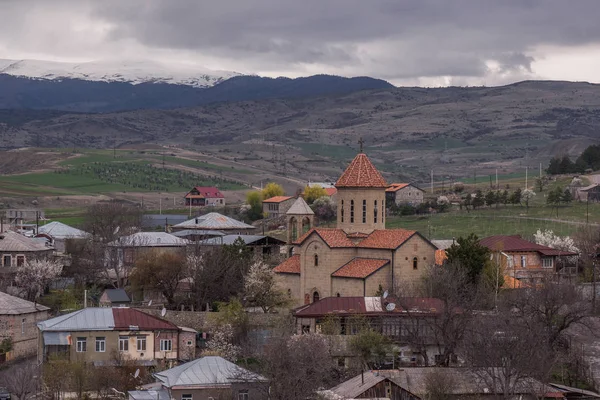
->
[562,188,573,204]
[472,190,485,209]
[446,233,490,285]
[485,191,496,207]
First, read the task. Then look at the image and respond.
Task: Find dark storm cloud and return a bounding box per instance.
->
[3,0,600,82]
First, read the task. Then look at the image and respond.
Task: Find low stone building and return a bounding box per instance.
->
[0,231,53,279]
[262,196,295,218]
[386,183,425,206]
[36,221,88,253]
[0,291,49,362]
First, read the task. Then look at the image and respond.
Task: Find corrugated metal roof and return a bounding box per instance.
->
[286,197,314,215]
[171,229,225,238]
[109,232,190,247]
[0,291,49,315]
[43,332,69,345]
[128,389,170,400]
[102,289,130,303]
[196,235,285,246]
[113,308,178,331]
[173,213,255,230]
[0,231,52,252]
[154,356,267,388]
[37,308,115,331]
[37,221,88,239]
[431,239,455,250]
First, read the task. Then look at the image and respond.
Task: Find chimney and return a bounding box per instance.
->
[195,218,199,224]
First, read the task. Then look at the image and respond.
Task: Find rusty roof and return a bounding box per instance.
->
[332,258,389,279]
[357,229,417,249]
[262,196,293,203]
[294,228,356,247]
[273,254,300,274]
[335,153,387,188]
[480,235,578,256]
[294,296,445,317]
[112,308,178,331]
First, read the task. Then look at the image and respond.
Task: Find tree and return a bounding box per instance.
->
[312,196,336,222]
[562,188,573,204]
[203,323,241,362]
[245,190,263,221]
[547,186,561,207]
[261,182,285,200]
[0,363,40,400]
[446,233,490,284]
[15,259,63,301]
[485,191,496,207]
[510,188,522,205]
[521,189,536,210]
[130,250,187,307]
[349,324,391,369]
[501,189,509,205]
[244,260,289,312]
[303,186,327,204]
[472,190,484,209]
[533,229,579,264]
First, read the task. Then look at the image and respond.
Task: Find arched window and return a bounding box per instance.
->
[314,254,319,267]
[336,292,341,297]
[362,199,367,223]
[288,247,294,257]
[313,291,320,303]
[413,257,418,270]
[341,200,344,223]
[374,200,378,223]
[350,200,354,223]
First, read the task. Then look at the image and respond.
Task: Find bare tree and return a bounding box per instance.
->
[424,368,456,400]
[130,249,187,307]
[0,363,40,400]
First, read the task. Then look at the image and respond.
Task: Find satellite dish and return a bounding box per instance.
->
[134,368,140,379]
[161,307,167,317]
[382,290,389,299]
[386,302,396,312]
[148,300,153,307]
[113,226,120,235]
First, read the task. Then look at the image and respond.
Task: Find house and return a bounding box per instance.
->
[37,307,196,365]
[262,196,295,218]
[0,291,49,362]
[386,183,425,206]
[322,368,564,400]
[273,151,437,306]
[99,288,131,307]
[128,356,269,400]
[195,234,286,256]
[170,229,226,242]
[480,235,579,285]
[576,184,600,202]
[309,182,338,200]
[184,186,225,207]
[4,209,45,226]
[173,212,256,234]
[0,231,53,273]
[293,296,448,366]
[36,221,88,253]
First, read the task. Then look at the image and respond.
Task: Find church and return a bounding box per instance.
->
[274,151,438,306]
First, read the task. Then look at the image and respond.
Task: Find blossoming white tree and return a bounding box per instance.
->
[202,324,241,362]
[15,259,63,301]
[534,229,579,262]
[522,189,536,209]
[244,261,289,312]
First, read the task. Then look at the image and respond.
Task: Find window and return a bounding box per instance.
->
[362,199,367,223]
[160,339,172,352]
[95,337,106,352]
[413,257,418,270]
[341,200,344,222]
[336,292,341,297]
[119,336,129,351]
[313,291,320,303]
[521,255,526,268]
[21,318,26,334]
[314,254,319,267]
[181,395,192,400]
[76,337,87,352]
[137,336,146,351]
[2,255,10,267]
[350,200,354,223]
[238,390,249,400]
[16,255,25,267]
[374,200,378,223]
[542,258,553,268]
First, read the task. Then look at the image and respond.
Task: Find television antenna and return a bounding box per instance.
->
[382,290,388,299]
[161,307,167,317]
[386,302,396,312]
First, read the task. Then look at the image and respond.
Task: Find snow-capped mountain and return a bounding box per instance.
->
[0,58,242,88]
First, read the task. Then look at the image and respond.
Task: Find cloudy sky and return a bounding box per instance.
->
[2,0,600,86]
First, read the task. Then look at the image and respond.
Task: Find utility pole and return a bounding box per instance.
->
[495,169,498,189]
[430,170,434,194]
[525,166,528,189]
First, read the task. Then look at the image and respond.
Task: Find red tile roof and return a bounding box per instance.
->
[332,258,390,279]
[263,196,293,203]
[357,229,417,249]
[294,228,355,248]
[385,183,409,192]
[273,254,300,274]
[294,296,445,317]
[480,235,578,257]
[112,308,178,331]
[324,188,338,196]
[335,153,387,188]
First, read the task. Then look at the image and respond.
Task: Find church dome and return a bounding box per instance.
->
[335,153,387,188]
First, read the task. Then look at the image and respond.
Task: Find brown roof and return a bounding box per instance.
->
[112,308,178,331]
[332,258,390,279]
[273,254,300,274]
[357,229,417,249]
[480,235,579,257]
[262,196,293,203]
[335,153,387,188]
[434,249,448,266]
[294,228,355,248]
[385,183,409,192]
[294,296,445,317]
[324,188,337,196]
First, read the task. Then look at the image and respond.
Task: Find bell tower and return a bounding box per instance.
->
[335,142,387,234]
